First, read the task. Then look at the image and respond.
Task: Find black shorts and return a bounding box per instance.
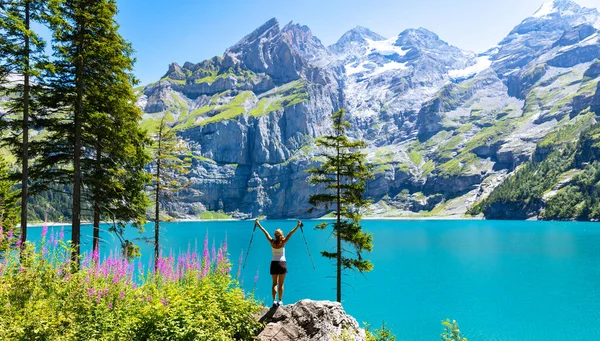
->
[270,261,287,275]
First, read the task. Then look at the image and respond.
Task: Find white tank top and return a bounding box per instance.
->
[271,246,286,262]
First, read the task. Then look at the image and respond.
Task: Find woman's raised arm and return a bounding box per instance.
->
[284,220,302,243]
[255,219,272,242]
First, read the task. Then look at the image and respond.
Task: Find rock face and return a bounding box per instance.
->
[256,300,365,341]
[139,0,600,219]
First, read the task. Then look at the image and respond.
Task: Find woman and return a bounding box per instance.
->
[255,219,302,306]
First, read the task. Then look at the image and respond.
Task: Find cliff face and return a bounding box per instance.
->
[140,1,600,219]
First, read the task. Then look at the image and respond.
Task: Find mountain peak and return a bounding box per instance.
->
[395,27,447,49]
[229,18,280,51]
[533,0,582,18]
[335,26,386,45]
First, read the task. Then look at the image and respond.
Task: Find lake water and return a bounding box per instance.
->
[27,219,600,341]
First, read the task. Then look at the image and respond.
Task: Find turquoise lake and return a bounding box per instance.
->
[27,219,600,340]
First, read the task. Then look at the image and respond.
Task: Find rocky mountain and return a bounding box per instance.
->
[138,0,600,219]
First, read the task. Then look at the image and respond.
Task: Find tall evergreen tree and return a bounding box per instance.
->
[87,89,151,256]
[0,0,49,252]
[307,108,374,303]
[35,0,147,268]
[149,116,190,270]
[80,3,150,256]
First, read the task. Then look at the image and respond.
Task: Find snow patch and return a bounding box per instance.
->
[533,2,557,18]
[366,38,410,57]
[372,61,408,75]
[345,60,408,77]
[448,56,492,79]
[345,62,369,76]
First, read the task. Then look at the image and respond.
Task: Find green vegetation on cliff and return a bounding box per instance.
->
[469,122,600,220]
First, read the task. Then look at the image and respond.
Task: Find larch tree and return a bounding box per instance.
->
[307,108,374,303]
[149,115,190,270]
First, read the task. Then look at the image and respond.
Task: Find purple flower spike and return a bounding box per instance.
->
[237,249,243,279]
[59,226,64,240]
[211,239,216,266]
[7,230,13,239]
[41,222,48,240]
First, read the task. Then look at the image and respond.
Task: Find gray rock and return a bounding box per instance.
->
[257,300,365,341]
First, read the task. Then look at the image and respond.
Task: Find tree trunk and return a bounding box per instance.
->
[20,0,31,255]
[92,138,101,255]
[154,124,162,272]
[336,132,342,303]
[72,12,85,270]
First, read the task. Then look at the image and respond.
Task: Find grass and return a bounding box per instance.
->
[198,210,232,220]
[537,112,595,149]
[408,150,422,165]
[372,148,395,164]
[249,80,308,117]
[437,152,479,177]
[199,91,254,126]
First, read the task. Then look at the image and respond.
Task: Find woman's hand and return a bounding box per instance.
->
[297,220,303,227]
[255,219,259,226]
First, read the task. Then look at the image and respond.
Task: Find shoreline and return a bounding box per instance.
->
[25,215,481,227]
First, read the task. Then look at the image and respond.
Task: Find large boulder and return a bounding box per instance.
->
[257,299,365,341]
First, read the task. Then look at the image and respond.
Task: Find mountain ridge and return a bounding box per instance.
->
[137,0,600,220]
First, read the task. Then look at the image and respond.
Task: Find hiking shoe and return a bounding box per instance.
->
[277,300,283,306]
[272,300,278,307]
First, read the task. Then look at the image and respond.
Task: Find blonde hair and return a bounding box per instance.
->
[274,229,284,243]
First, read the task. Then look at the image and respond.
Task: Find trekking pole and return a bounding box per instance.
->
[299,221,316,270]
[242,221,257,270]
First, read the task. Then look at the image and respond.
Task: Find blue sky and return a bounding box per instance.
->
[111,0,600,85]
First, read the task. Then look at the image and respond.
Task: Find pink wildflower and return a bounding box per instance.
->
[41,222,48,240]
[237,249,243,279]
[202,230,210,277]
[211,239,216,265]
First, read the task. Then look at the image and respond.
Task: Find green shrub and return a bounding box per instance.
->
[0,231,262,340]
[441,319,467,341]
[365,321,396,341]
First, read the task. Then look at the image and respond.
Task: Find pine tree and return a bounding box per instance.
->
[35,0,147,268]
[0,0,49,252]
[87,84,151,257]
[307,108,374,303]
[80,1,151,256]
[149,116,190,270]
